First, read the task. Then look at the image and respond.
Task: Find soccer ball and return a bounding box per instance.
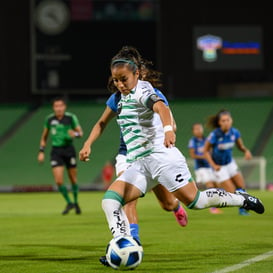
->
[105,235,143,270]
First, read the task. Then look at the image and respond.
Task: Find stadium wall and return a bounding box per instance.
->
[0,99,272,192]
[1,4,273,102]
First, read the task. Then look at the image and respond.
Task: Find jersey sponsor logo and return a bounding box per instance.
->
[50,120,59,125]
[51,128,57,135]
[217,142,234,150]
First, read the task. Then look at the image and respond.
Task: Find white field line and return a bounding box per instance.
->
[210,250,273,273]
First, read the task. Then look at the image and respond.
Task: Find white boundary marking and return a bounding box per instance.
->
[210,250,273,273]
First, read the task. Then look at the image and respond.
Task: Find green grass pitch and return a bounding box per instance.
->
[0,190,272,273]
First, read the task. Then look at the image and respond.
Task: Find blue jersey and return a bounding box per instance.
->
[188,136,210,169]
[106,88,169,155]
[206,127,241,165]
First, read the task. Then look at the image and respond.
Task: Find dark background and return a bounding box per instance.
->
[0,3,272,103]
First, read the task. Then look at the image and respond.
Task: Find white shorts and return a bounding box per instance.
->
[117,146,193,195]
[115,154,131,177]
[195,167,215,184]
[213,160,240,183]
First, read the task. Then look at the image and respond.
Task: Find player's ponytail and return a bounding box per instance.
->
[206,109,231,129]
[109,45,162,89]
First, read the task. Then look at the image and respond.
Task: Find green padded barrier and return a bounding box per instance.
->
[0,104,29,138]
[0,101,120,187]
[0,98,272,188]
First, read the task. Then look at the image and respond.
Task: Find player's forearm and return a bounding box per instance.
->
[39,136,47,148]
[191,153,205,160]
[236,138,249,153]
[83,121,105,147]
[74,127,83,137]
[203,151,216,168]
[155,103,173,128]
[39,129,48,148]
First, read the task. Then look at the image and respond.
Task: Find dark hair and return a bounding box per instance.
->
[51,96,67,105]
[206,109,231,129]
[192,122,203,130]
[108,45,162,93]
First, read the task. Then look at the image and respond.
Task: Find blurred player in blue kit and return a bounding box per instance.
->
[203,109,253,215]
[102,47,189,240]
[188,123,223,214]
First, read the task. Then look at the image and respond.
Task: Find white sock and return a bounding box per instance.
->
[189,188,245,209]
[102,199,131,237]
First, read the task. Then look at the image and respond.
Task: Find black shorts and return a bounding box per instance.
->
[50,146,77,169]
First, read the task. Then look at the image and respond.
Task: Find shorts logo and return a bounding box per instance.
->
[175,174,184,183]
[51,160,58,166]
[70,157,76,165]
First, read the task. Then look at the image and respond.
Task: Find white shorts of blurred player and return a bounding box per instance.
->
[213,160,240,183]
[116,146,192,195]
[115,154,131,177]
[194,167,216,184]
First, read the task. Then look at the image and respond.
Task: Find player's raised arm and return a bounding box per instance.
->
[153,100,176,148]
[68,125,83,138]
[236,137,252,160]
[79,106,116,162]
[203,140,220,171]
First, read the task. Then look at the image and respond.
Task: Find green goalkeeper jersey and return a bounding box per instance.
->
[44,112,80,147]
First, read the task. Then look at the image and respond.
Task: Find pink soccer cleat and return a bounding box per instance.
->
[209,207,223,214]
[173,205,188,227]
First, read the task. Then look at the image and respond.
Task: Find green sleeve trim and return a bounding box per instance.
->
[103,190,125,206]
[187,190,200,209]
[44,114,51,129]
[71,113,80,129]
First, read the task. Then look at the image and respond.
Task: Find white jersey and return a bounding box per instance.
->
[116,80,165,163]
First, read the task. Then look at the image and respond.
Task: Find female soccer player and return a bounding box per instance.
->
[203,109,253,215]
[188,123,222,214]
[79,46,264,244]
[99,101,187,266]
[107,88,187,236]
[38,97,83,215]
[105,48,188,238]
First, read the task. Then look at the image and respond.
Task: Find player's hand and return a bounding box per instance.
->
[68,130,76,138]
[37,152,45,164]
[213,164,221,171]
[164,131,176,148]
[79,145,91,162]
[244,150,252,160]
[68,130,74,138]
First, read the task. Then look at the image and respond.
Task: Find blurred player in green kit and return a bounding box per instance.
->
[38,97,83,215]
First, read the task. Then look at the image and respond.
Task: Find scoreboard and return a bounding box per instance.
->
[31,0,159,94]
[194,26,263,70]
